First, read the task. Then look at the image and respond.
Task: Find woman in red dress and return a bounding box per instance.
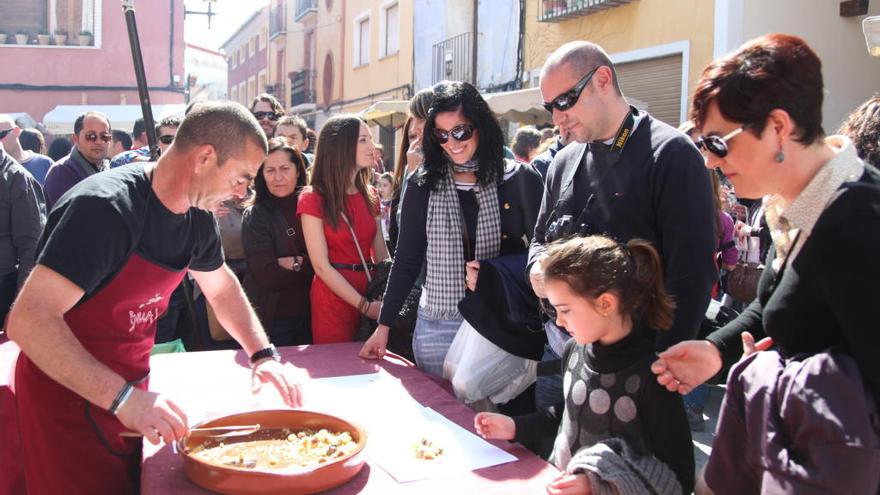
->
[298,115,389,343]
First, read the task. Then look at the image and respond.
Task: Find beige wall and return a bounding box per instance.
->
[524,0,715,116]
[341,0,413,114]
[735,0,880,132]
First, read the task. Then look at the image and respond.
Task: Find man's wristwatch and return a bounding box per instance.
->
[249,345,281,366]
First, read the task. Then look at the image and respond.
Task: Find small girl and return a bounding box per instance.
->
[377,172,395,242]
[475,235,694,495]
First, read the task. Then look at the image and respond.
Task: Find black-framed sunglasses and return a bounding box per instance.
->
[432,123,476,144]
[158,135,175,145]
[0,128,13,140]
[253,111,281,121]
[695,127,745,158]
[542,66,600,113]
[84,131,113,143]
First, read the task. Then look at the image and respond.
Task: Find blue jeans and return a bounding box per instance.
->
[412,312,462,378]
[535,344,564,411]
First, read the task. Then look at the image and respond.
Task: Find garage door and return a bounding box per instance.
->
[616,54,683,128]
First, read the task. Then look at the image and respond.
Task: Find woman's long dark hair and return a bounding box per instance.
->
[251,137,308,207]
[393,116,413,199]
[308,114,377,229]
[421,80,506,191]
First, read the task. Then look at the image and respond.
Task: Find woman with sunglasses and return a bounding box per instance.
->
[359,81,544,377]
[299,115,389,344]
[651,34,880,492]
[242,137,313,346]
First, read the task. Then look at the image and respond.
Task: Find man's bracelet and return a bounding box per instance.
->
[108,382,135,416]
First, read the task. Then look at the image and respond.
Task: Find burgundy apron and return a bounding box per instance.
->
[15,252,186,494]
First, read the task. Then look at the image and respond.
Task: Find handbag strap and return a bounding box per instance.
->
[341,212,373,283]
[270,205,301,258]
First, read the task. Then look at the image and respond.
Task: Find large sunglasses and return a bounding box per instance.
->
[432,123,476,144]
[84,131,112,143]
[0,128,13,140]
[253,111,281,121]
[542,66,600,113]
[695,127,745,158]
[158,134,175,145]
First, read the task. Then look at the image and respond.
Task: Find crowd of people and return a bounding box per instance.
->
[1,31,879,495]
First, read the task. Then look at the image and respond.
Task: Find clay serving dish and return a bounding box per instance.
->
[178,409,367,495]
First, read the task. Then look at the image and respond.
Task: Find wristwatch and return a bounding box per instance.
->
[249,345,281,366]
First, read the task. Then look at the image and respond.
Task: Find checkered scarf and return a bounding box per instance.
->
[423,165,501,320]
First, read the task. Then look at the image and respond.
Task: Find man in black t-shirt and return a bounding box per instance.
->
[7,102,303,494]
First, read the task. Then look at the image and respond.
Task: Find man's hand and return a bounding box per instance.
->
[529,256,548,298]
[547,473,592,495]
[116,389,189,445]
[251,360,303,408]
[359,325,389,359]
[277,256,303,271]
[474,412,515,440]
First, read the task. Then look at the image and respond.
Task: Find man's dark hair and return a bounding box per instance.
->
[174,101,267,165]
[19,128,45,154]
[305,128,317,154]
[132,118,146,140]
[512,126,542,159]
[47,137,73,161]
[112,129,132,150]
[692,33,825,146]
[249,93,284,115]
[421,80,506,190]
[276,114,308,141]
[155,116,182,134]
[73,112,111,135]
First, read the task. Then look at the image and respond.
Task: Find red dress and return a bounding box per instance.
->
[298,190,377,343]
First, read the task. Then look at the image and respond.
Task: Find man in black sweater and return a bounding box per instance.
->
[528,41,717,410]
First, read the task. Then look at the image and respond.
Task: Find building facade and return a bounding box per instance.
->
[185,42,227,102]
[221,6,269,109]
[525,0,880,130]
[0,0,186,126]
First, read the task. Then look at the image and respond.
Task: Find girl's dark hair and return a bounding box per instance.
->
[393,116,413,198]
[691,33,824,146]
[839,96,880,168]
[543,236,676,331]
[308,114,377,229]
[421,80,506,190]
[251,137,308,207]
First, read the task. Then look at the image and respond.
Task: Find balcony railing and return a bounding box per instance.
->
[269,4,286,39]
[538,0,633,22]
[432,32,473,85]
[290,70,316,106]
[295,0,318,21]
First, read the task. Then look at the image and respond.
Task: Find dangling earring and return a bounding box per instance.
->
[774,150,785,163]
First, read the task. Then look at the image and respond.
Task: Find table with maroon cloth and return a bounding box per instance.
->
[142,343,559,494]
[0,338,25,495]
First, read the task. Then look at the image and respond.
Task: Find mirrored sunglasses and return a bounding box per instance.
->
[695,127,745,158]
[158,135,175,145]
[542,66,600,113]
[432,123,476,144]
[84,132,113,143]
[0,128,13,140]
[253,111,281,121]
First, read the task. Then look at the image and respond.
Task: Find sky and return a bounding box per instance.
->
[184,0,268,52]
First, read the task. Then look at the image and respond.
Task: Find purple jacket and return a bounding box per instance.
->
[706,349,880,494]
[43,147,107,210]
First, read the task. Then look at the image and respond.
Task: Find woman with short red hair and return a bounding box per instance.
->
[652,33,880,493]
